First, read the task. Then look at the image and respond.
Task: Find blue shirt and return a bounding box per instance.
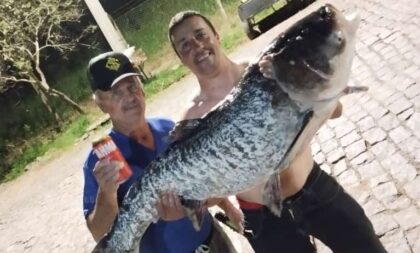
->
[83,118,212,253]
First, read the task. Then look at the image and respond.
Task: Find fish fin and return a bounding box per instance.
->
[169,119,202,143]
[180,198,207,231]
[342,85,368,94]
[262,172,283,217]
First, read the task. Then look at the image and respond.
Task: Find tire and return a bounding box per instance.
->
[242,21,260,40]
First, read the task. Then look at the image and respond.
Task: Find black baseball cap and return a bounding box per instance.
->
[87,51,141,91]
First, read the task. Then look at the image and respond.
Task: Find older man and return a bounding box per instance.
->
[82,51,235,253]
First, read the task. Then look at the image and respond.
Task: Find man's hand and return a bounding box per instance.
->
[88,159,120,242]
[259,54,275,79]
[224,203,244,234]
[93,159,120,196]
[218,198,244,234]
[156,191,185,221]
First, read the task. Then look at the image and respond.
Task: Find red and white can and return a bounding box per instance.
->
[92,136,132,184]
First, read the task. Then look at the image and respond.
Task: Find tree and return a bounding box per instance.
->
[215,0,227,19]
[0,0,96,122]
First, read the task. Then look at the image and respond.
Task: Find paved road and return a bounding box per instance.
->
[0,0,419,252]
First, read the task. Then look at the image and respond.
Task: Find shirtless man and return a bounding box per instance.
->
[168,10,387,253]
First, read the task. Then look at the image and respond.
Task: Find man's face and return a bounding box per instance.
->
[95,76,146,124]
[171,16,221,76]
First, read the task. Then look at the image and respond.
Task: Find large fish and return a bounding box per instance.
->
[93,4,360,252]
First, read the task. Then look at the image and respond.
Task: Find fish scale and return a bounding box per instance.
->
[93,4,359,252]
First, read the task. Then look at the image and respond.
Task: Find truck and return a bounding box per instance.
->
[238,0,316,39]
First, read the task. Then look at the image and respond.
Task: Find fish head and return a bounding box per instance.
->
[270,4,359,106]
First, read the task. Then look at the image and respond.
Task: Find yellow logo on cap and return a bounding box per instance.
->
[105,57,120,71]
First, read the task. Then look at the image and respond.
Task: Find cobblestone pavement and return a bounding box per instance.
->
[312,0,420,252]
[0,0,418,252]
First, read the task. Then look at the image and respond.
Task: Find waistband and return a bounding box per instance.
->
[237,163,321,210]
[283,162,321,203]
[237,198,264,210]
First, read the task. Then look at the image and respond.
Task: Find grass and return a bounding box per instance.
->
[219,20,248,53]
[3,143,49,182]
[49,115,90,150]
[1,114,91,183]
[144,65,189,101]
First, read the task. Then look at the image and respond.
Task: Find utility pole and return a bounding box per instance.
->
[83,0,129,52]
[215,0,227,19]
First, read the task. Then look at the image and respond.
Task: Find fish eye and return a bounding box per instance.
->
[320,6,332,19]
[301,28,309,34]
[334,31,344,44]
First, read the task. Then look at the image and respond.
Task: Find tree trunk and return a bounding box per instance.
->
[34,59,85,114]
[216,0,227,19]
[48,88,85,113]
[29,80,61,125]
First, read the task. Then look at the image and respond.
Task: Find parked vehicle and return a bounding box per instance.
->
[238,0,316,39]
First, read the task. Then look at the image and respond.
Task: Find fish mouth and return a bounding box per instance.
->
[301,60,331,80]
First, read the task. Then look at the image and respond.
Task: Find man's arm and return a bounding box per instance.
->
[87,190,119,242]
[86,159,120,242]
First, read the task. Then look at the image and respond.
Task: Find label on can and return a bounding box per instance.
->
[92,136,132,184]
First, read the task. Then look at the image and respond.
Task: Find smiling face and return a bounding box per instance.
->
[95,76,146,127]
[170,15,222,77]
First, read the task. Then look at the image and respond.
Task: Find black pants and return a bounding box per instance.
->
[242,163,387,253]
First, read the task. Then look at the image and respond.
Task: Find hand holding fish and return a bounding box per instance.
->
[258,54,275,79]
[204,197,245,233]
[156,191,185,221]
[218,199,245,234]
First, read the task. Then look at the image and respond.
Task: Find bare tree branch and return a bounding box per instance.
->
[0,76,35,84]
[39,43,75,52]
[0,0,95,119]
[46,24,54,46]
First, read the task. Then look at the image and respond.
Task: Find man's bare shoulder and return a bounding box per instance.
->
[236,59,250,70]
[181,107,202,121]
[179,96,206,120]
